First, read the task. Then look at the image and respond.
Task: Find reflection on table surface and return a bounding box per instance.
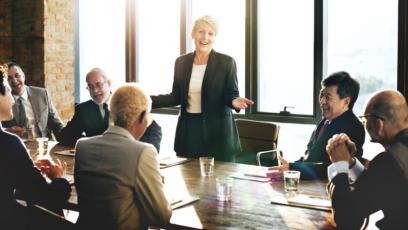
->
[25,141,335,229]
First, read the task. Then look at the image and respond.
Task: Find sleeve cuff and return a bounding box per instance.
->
[327,161,349,181]
[348,158,364,182]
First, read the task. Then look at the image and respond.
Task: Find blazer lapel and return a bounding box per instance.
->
[26,86,40,123]
[181,53,195,107]
[201,50,217,99]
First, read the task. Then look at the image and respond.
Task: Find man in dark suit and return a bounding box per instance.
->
[276,71,365,179]
[57,68,162,152]
[2,62,64,139]
[0,64,72,230]
[326,90,408,229]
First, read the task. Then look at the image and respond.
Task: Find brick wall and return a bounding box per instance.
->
[0,0,12,63]
[0,0,75,122]
[44,0,75,121]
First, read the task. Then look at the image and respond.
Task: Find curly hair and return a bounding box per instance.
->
[110,83,151,128]
[0,64,8,95]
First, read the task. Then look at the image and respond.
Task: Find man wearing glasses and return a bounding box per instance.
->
[326,90,408,229]
[57,68,162,152]
[1,62,64,139]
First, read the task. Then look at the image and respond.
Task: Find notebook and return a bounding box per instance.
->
[159,157,191,168]
[271,194,331,211]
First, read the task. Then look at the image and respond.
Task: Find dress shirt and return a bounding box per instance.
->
[187,64,206,113]
[327,157,364,182]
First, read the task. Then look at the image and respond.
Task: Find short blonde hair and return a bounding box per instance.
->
[192,15,218,35]
[110,83,151,128]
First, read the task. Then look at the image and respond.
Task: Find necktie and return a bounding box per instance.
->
[103,103,109,123]
[18,97,27,127]
[316,120,329,141]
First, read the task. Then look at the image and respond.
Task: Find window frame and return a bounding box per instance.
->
[75,0,408,123]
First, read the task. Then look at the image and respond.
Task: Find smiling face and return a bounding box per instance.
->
[7,66,25,96]
[86,71,111,104]
[319,85,350,121]
[191,23,216,55]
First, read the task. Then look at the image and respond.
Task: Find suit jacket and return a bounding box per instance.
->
[327,129,408,230]
[74,126,172,230]
[151,50,241,161]
[0,126,71,228]
[290,109,365,179]
[57,99,162,152]
[1,86,64,138]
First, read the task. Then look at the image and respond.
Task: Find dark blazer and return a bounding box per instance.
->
[0,126,71,228]
[327,129,408,229]
[151,50,241,161]
[57,99,162,152]
[1,86,64,138]
[290,109,365,179]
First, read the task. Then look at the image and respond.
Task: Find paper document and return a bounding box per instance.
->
[271,194,331,211]
[54,149,75,156]
[159,157,190,168]
[170,195,200,210]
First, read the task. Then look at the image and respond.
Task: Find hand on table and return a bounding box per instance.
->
[35,158,67,179]
[268,156,289,172]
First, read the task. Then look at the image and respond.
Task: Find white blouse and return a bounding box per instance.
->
[187,64,207,113]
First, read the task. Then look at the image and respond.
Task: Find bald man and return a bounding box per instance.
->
[326,90,408,229]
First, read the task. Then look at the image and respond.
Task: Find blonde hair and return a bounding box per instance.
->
[110,83,151,128]
[192,15,218,35]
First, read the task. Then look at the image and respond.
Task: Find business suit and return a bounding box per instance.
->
[57,99,162,152]
[1,86,64,138]
[74,126,172,230]
[327,129,408,229]
[0,126,71,229]
[290,109,365,179]
[151,50,241,161]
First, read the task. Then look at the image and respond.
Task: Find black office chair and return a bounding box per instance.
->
[235,119,281,166]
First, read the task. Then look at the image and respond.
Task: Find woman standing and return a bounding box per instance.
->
[152,15,253,161]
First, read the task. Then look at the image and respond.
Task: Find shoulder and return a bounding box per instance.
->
[0,130,26,156]
[75,100,95,111]
[27,86,47,96]
[176,52,194,64]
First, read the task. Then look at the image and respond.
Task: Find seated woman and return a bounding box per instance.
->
[0,65,72,230]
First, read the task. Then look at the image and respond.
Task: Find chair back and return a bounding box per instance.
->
[235,119,280,166]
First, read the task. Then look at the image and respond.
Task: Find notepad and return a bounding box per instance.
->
[54,149,75,156]
[159,157,190,168]
[170,195,200,210]
[271,194,331,211]
[230,173,271,182]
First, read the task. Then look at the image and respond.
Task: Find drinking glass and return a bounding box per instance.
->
[199,157,214,176]
[284,170,301,192]
[216,177,233,201]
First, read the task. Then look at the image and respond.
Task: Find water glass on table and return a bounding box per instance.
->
[216,177,233,201]
[284,170,301,192]
[199,157,214,176]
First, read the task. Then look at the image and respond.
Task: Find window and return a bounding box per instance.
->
[77,0,125,102]
[326,0,398,115]
[258,0,315,115]
[136,0,181,95]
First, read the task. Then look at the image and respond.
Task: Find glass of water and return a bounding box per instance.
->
[284,170,301,192]
[216,176,233,201]
[199,157,214,176]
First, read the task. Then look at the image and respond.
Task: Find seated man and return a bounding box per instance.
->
[57,68,162,152]
[2,62,64,139]
[326,90,408,229]
[0,65,72,230]
[277,71,365,179]
[74,83,172,230]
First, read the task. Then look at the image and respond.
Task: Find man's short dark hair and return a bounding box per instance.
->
[6,62,20,69]
[322,71,360,109]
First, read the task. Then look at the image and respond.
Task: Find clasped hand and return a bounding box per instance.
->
[326,133,357,164]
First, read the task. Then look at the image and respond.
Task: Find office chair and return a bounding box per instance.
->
[235,119,281,166]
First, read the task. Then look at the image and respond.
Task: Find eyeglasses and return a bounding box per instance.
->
[86,81,106,91]
[358,113,386,124]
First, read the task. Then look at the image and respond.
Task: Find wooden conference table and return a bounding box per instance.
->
[26,141,336,229]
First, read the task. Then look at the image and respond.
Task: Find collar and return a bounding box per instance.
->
[104,125,135,141]
[13,86,28,101]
